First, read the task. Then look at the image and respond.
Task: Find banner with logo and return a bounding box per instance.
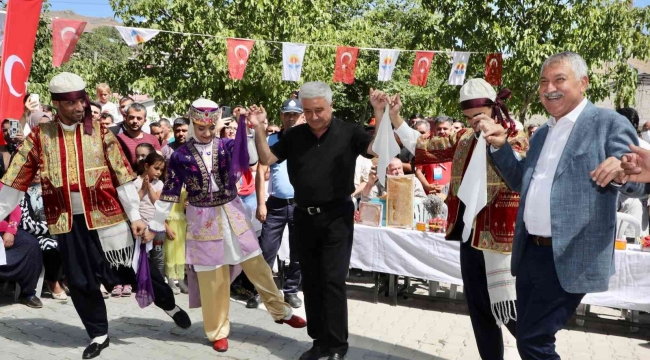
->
[448,52,471,86]
[52,19,87,68]
[226,38,255,80]
[282,43,307,82]
[333,46,359,84]
[378,49,400,81]
[116,26,160,46]
[0,0,43,137]
[485,53,503,86]
[410,51,435,87]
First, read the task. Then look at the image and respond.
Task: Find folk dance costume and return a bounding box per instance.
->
[0,73,191,359]
[395,79,529,360]
[148,99,306,353]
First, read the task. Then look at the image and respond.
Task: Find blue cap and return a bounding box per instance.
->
[281,99,303,113]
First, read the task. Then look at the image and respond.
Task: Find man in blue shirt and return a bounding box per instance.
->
[247,99,304,309]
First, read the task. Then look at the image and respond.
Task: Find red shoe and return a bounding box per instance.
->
[275,315,307,328]
[213,338,228,352]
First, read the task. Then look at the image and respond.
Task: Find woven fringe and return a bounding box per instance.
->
[491,300,517,327]
[105,246,134,269]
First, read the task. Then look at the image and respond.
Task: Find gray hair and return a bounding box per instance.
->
[125,102,147,118]
[414,120,430,131]
[434,115,453,126]
[299,81,333,105]
[540,51,588,80]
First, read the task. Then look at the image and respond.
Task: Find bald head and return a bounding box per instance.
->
[387,158,404,176]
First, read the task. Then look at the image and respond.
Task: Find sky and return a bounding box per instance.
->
[49,0,650,18]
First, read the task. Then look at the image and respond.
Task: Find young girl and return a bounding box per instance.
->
[111,143,156,297]
[134,153,166,277]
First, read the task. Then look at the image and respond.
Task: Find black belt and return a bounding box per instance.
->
[530,235,552,247]
[268,196,295,205]
[297,199,350,216]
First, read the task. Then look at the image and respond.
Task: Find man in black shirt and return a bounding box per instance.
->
[250,82,377,360]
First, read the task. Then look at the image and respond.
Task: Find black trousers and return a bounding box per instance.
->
[0,229,42,297]
[294,200,354,355]
[460,240,516,360]
[516,244,584,360]
[42,249,64,283]
[57,215,176,339]
[258,197,301,294]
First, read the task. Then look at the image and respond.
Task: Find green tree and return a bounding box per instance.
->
[421,0,650,122]
[109,0,447,123]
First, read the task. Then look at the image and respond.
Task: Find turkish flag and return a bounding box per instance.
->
[410,51,434,87]
[226,38,254,80]
[333,46,358,84]
[0,0,43,144]
[485,53,503,86]
[52,19,86,68]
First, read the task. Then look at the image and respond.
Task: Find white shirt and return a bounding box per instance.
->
[524,98,588,236]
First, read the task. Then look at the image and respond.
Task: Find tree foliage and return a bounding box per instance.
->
[422,0,650,122]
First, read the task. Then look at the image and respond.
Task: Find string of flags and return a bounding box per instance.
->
[5,13,504,88]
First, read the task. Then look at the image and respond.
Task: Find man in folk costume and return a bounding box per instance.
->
[372,79,529,360]
[147,99,306,353]
[0,72,191,359]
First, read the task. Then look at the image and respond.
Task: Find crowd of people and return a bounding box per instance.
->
[0,50,649,360]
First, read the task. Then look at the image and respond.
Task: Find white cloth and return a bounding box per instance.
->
[371,104,400,187]
[354,156,373,188]
[483,251,517,326]
[117,182,142,222]
[524,98,588,236]
[97,221,134,267]
[395,121,420,155]
[101,102,121,124]
[282,43,307,82]
[132,237,153,274]
[115,26,160,46]
[457,134,488,242]
[448,52,471,85]
[377,49,400,81]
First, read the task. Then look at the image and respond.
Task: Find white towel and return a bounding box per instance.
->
[457,134,488,242]
[371,104,401,187]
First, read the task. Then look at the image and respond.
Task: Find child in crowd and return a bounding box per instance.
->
[136,143,156,163]
[165,188,188,294]
[134,153,166,277]
[96,83,121,122]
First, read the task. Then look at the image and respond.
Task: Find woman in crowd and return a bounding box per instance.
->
[19,171,67,300]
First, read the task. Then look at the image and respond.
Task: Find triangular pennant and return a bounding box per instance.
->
[115,26,160,46]
[485,53,503,86]
[448,52,471,86]
[378,49,400,81]
[333,46,359,84]
[226,38,255,80]
[282,43,307,82]
[52,19,86,68]
[410,51,435,87]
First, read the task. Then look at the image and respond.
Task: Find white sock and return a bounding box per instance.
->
[91,335,107,344]
[165,306,180,317]
[282,307,293,321]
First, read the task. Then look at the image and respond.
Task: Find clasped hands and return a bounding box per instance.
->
[369,88,402,117]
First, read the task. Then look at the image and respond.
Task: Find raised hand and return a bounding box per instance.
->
[369,88,389,111]
[247,105,267,127]
[478,116,507,149]
[388,93,402,118]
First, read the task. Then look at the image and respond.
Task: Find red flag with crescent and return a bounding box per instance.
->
[410,51,434,87]
[0,0,43,145]
[333,46,359,84]
[227,38,255,80]
[485,53,503,86]
[52,19,87,68]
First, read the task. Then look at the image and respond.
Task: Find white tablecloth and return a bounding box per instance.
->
[280,224,650,311]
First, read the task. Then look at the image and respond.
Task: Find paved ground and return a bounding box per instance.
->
[1,281,649,360]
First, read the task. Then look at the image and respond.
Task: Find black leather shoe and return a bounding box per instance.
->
[299,346,330,360]
[284,293,303,308]
[19,295,43,308]
[82,337,109,359]
[327,354,346,360]
[171,306,192,329]
[246,294,261,309]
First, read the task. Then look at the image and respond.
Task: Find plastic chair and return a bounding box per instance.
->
[616,212,642,239]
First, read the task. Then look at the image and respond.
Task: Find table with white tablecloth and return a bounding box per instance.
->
[279,224,650,312]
